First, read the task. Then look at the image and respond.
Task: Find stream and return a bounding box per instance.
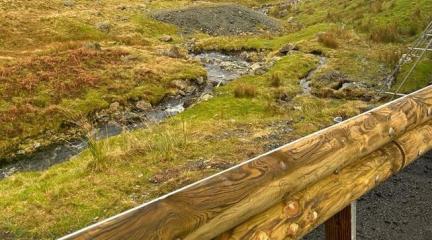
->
[0,52,327,179]
[0,52,254,179]
[300,55,326,94]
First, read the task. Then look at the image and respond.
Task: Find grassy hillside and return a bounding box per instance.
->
[0,0,431,239]
[0,0,210,162]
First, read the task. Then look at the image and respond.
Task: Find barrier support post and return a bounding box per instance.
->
[325,201,357,240]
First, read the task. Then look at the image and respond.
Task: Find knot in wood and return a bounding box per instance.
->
[388,127,396,137]
[279,160,287,170]
[283,201,300,217]
[288,223,299,235]
[253,231,270,240]
[418,150,423,156]
[312,211,318,221]
[305,209,318,222]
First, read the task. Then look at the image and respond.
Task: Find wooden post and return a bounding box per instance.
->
[325,201,356,240]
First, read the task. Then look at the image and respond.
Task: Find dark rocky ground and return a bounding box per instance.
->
[304,152,432,240]
[153,4,281,36]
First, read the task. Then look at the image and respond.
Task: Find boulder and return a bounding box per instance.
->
[109,102,120,112]
[85,42,101,50]
[200,93,213,101]
[194,76,205,85]
[136,101,152,111]
[239,51,249,61]
[185,86,197,94]
[220,61,239,71]
[121,54,139,62]
[239,51,263,62]
[334,116,343,123]
[293,106,302,111]
[340,82,367,91]
[159,35,173,42]
[96,22,111,33]
[170,80,188,90]
[163,46,183,58]
[251,63,267,75]
[64,0,75,7]
[183,98,197,108]
[278,43,298,55]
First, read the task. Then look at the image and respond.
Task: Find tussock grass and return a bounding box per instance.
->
[270,72,283,87]
[370,1,384,13]
[234,84,258,98]
[377,48,403,66]
[370,24,400,43]
[83,123,111,173]
[317,32,339,49]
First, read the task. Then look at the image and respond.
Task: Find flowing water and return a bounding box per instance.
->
[0,52,254,179]
[300,56,326,94]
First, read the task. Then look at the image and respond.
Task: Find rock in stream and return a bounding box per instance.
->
[0,51,262,179]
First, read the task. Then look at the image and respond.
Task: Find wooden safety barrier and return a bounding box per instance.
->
[60,85,432,240]
[216,123,432,239]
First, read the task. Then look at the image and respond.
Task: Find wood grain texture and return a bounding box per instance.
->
[325,203,355,240]
[61,86,432,240]
[216,123,432,240]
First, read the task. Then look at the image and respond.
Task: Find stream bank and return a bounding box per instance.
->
[300,55,327,94]
[0,49,330,179]
[0,51,262,179]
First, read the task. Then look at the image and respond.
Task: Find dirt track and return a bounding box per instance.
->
[304,152,432,240]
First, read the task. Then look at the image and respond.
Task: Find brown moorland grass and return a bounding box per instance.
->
[270,71,282,87]
[0,45,206,162]
[370,24,400,43]
[234,83,258,98]
[317,32,339,49]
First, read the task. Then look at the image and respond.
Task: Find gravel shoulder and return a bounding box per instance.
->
[304,152,432,240]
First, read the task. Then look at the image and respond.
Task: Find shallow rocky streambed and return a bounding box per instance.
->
[0,52,258,179]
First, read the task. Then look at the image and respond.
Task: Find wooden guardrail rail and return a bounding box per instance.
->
[217,123,432,239]
[61,85,432,240]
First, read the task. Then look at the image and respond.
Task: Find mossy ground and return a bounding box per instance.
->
[0,0,431,239]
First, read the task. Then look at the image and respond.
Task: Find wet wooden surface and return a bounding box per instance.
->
[216,123,432,240]
[62,86,432,240]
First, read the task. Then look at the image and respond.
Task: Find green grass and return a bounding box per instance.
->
[132,15,178,38]
[0,47,206,163]
[0,50,367,239]
[294,0,432,37]
[392,57,432,93]
[54,18,108,42]
[194,23,333,52]
[1,0,431,238]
